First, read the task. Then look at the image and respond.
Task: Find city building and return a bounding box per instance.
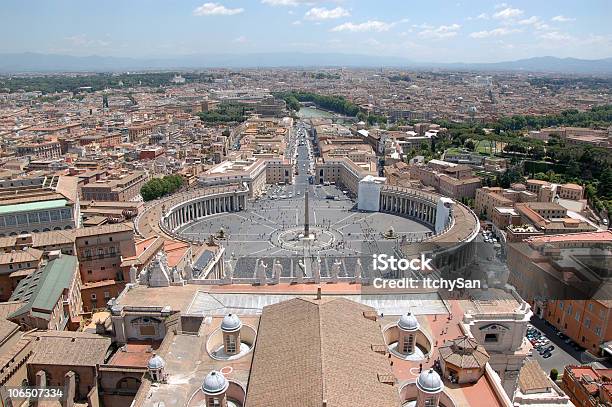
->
[80,171,149,202]
[0,176,80,236]
[562,365,612,407]
[8,254,83,331]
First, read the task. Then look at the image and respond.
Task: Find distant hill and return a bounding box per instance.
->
[0,52,611,75]
[434,56,612,75]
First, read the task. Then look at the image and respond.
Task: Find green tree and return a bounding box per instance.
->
[550,369,558,381]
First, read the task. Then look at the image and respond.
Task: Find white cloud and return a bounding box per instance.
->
[493,7,524,19]
[517,16,538,25]
[494,3,508,9]
[233,36,248,43]
[467,12,488,21]
[261,0,321,6]
[305,7,349,21]
[331,20,393,33]
[551,15,575,22]
[262,0,300,5]
[292,20,302,25]
[193,3,244,16]
[469,27,520,38]
[539,31,572,41]
[515,16,550,31]
[418,24,461,39]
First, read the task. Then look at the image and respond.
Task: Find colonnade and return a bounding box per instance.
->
[380,193,437,226]
[164,192,247,231]
[432,242,477,274]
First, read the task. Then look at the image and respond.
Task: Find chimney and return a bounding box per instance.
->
[322,401,327,407]
[316,286,322,300]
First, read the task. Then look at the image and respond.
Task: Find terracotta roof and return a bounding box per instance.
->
[74,222,133,238]
[26,331,111,367]
[439,336,490,369]
[0,318,19,345]
[518,360,551,393]
[0,301,25,320]
[527,230,612,244]
[31,230,75,247]
[0,247,43,265]
[246,297,399,407]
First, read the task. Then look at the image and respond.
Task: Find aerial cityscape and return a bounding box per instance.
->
[0,1,611,406]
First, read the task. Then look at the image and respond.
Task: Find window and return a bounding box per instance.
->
[575,311,580,321]
[424,397,436,406]
[104,291,110,299]
[585,318,591,328]
[402,335,415,354]
[595,327,602,337]
[559,301,564,310]
[588,303,593,312]
[225,334,237,353]
[16,214,27,225]
[485,333,499,343]
[91,293,97,300]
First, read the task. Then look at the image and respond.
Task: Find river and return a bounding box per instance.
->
[296,106,336,119]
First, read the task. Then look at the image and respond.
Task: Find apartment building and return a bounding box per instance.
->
[16,141,62,159]
[526,179,584,202]
[0,247,44,301]
[75,224,137,312]
[475,187,536,219]
[562,365,612,406]
[526,180,556,202]
[507,231,612,354]
[411,160,481,200]
[558,183,584,201]
[80,171,149,202]
[547,299,612,355]
[8,254,83,331]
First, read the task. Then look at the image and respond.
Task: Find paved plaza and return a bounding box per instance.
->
[177,184,433,278]
[177,128,433,279]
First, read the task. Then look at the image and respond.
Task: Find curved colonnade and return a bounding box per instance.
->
[136,180,479,274]
[379,185,479,274]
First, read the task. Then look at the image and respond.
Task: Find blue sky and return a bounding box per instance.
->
[1,0,611,62]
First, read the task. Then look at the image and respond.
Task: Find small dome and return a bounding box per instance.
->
[398,312,419,331]
[147,354,165,370]
[417,368,444,394]
[221,313,242,332]
[202,370,229,395]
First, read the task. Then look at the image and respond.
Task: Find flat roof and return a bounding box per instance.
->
[186,291,447,316]
[0,199,68,215]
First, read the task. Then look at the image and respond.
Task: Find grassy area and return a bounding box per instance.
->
[474,140,506,155]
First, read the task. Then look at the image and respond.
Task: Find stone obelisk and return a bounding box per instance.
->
[304,189,310,236]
